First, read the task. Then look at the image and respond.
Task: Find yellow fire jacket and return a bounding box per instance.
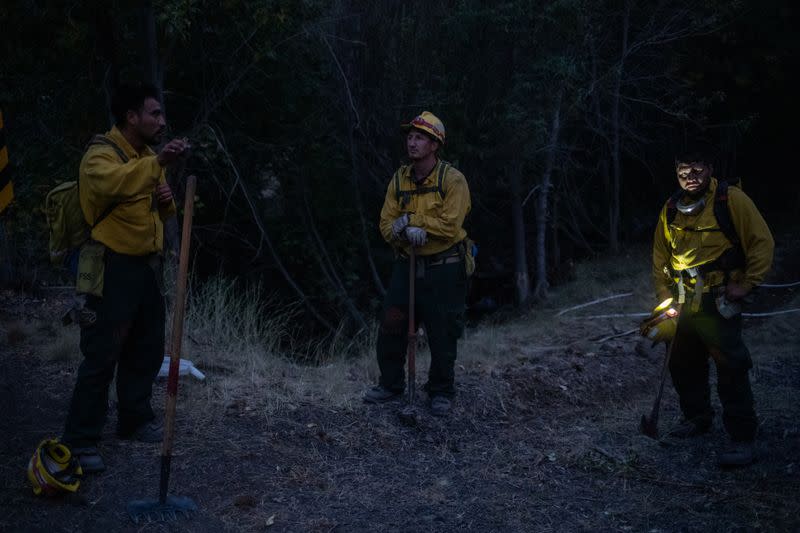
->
[652,177,774,298]
[379,159,471,256]
[79,126,176,255]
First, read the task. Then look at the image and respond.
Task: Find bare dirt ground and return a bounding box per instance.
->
[2,238,799,532]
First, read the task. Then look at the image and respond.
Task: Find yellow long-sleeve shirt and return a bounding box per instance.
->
[79,126,176,255]
[652,178,774,298]
[379,159,471,256]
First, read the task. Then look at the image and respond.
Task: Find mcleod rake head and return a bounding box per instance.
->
[127,495,197,524]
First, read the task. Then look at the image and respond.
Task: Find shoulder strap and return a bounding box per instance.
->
[665,188,683,226]
[91,200,117,230]
[393,168,401,201]
[436,160,450,199]
[393,161,453,209]
[713,180,740,246]
[86,134,130,163]
[82,134,129,229]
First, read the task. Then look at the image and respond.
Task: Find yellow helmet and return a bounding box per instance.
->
[401,111,446,144]
[640,298,680,344]
[644,315,678,343]
[27,439,82,496]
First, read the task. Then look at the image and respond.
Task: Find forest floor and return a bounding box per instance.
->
[2,237,799,533]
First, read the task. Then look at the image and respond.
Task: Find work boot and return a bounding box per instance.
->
[119,421,163,443]
[668,418,712,438]
[363,386,402,404]
[717,441,756,467]
[70,446,106,473]
[430,396,451,417]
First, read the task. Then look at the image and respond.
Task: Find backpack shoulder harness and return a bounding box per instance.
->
[394,160,451,209]
[665,178,744,273]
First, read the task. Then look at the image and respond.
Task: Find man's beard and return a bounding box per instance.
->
[144,134,162,146]
[143,128,165,146]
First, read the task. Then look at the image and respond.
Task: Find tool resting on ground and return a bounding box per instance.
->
[399,246,419,425]
[127,176,198,523]
[639,299,681,439]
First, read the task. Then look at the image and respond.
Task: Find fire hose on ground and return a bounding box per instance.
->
[557,284,800,344]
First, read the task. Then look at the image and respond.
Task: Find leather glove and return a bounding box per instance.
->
[404,226,427,247]
[391,213,410,239]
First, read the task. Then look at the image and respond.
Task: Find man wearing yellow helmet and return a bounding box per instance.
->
[363,111,472,417]
[651,146,774,466]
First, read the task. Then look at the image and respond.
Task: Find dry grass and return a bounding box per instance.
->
[547,243,654,308]
[176,277,380,419]
[39,326,81,362]
[6,314,81,362]
[172,247,664,423]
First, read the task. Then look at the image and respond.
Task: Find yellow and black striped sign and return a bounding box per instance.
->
[0,110,13,213]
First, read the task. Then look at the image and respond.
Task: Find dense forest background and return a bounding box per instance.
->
[1,0,798,340]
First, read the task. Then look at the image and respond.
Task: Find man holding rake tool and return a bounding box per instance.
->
[364,111,471,417]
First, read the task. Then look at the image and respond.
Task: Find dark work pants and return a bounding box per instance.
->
[668,293,757,442]
[63,251,165,447]
[376,258,467,398]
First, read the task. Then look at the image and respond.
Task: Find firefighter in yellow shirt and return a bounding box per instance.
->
[62,84,189,473]
[363,112,471,416]
[651,147,774,467]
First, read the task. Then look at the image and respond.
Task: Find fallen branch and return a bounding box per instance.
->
[568,312,649,319]
[592,446,626,464]
[743,308,800,317]
[761,281,800,288]
[555,292,633,317]
[572,308,800,320]
[591,328,638,343]
[629,475,725,494]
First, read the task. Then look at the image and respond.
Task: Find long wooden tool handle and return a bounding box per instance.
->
[649,303,681,420]
[159,175,196,502]
[649,341,672,420]
[408,247,416,404]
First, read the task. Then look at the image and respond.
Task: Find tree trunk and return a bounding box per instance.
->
[94,6,119,128]
[609,1,631,253]
[139,1,163,102]
[509,159,530,308]
[325,6,386,297]
[533,91,563,301]
[551,191,560,272]
[0,217,13,286]
[301,178,368,332]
